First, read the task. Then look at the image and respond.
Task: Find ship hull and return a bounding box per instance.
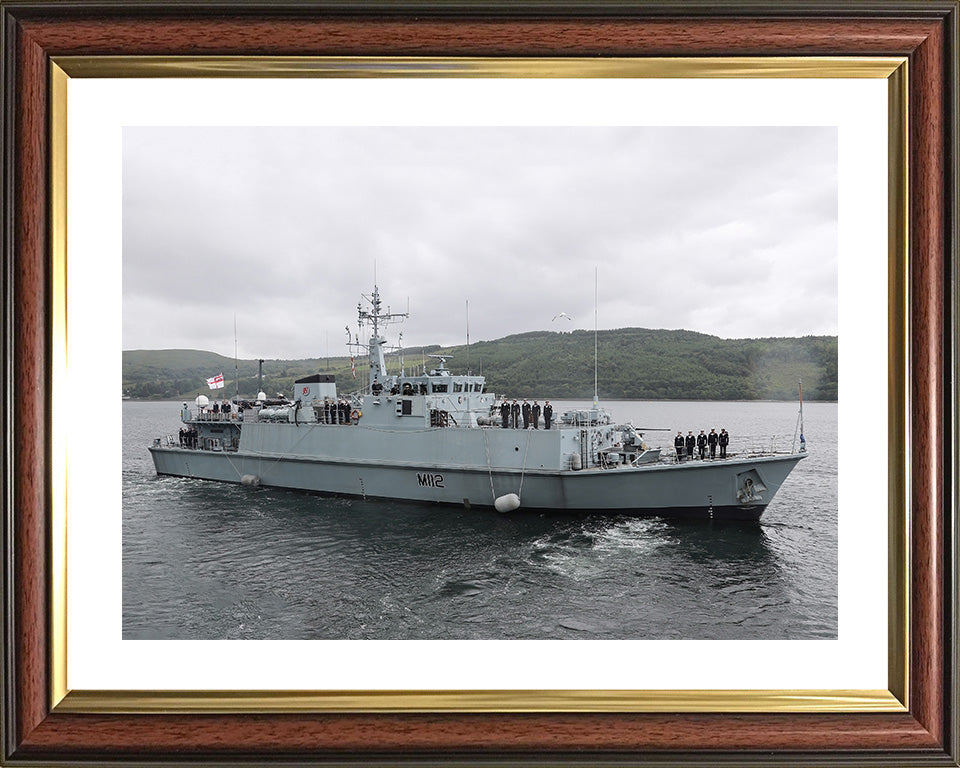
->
[148,442,804,521]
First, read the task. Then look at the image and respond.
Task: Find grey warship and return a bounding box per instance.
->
[148,285,807,521]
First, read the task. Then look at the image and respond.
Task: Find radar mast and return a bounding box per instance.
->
[353,283,408,392]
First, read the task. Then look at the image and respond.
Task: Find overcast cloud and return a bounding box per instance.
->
[123,126,837,360]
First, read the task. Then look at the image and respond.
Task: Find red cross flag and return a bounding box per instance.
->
[206,373,225,390]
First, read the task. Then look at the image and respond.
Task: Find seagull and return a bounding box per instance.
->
[552,312,573,322]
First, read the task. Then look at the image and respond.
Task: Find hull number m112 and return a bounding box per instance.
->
[417,472,444,488]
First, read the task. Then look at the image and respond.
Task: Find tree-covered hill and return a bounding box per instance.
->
[122,328,836,401]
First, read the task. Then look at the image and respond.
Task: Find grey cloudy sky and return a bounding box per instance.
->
[123,126,837,360]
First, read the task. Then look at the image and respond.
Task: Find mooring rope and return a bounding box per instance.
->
[517,427,533,500]
[481,427,497,503]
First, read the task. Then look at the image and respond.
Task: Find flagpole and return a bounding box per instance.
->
[594,266,598,409]
[234,315,239,401]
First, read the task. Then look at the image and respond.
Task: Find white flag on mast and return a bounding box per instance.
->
[206,373,225,390]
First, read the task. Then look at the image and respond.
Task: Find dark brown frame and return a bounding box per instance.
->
[2,2,957,765]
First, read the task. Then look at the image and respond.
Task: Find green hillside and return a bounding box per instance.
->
[123,328,836,401]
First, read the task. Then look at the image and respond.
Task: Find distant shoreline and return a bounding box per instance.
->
[124,331,837,403]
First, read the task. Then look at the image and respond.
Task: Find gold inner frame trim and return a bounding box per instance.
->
[50,61,69,711]
[886,60,910,710]
[53,55,904,79]
[48,55,910,715]
[57,688,903,715]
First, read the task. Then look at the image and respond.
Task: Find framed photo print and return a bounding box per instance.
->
[2,2,957,766]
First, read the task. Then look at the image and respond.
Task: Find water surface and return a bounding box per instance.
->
[123,399,837,640]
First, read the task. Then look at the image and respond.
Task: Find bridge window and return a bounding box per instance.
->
[432,383,448,393]
[453,382,463,393]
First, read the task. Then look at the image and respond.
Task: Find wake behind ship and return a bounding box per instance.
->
[148,285,807,521]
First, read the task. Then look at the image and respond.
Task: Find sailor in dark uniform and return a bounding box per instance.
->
[521,400,531,429]
[500,400,510,428]
[708,428,719,458]
[510,399,521,429]
[718,428,729,458]
[532,401,541,429]
[674,431,685,460]
[543,401,553,429]
[697,430,707,459]
[685,431,695,459]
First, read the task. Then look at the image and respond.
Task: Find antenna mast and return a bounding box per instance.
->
[594,267,598,408]
[793,378,807,452]
[351,270,408,391]
[234,314,239,400]
[398,331,405,376]
[466,299,471,374]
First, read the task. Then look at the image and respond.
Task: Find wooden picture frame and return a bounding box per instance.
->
[2,2,957,765]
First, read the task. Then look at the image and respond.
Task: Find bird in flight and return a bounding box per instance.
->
[552,312,573,322]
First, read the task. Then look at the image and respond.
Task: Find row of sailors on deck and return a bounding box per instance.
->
[316,398,353,424]
[178,428,199,448]
[499,399,554,430]
[674,429,730,460]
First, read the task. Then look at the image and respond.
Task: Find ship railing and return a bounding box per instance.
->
[194,411,239,422]
[660,434,800,463]
[559,410,612,428]
[734,434,797,455]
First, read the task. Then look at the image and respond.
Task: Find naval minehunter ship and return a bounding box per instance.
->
[149,285,807,520]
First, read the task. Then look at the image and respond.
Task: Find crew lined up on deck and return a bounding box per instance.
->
[674,428,729,460]
[316,398,353,424]
[499,399,553,429]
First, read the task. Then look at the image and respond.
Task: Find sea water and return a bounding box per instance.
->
[122,399,837,640]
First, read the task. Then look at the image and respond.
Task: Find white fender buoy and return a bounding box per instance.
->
[570,453,582,471]
[240,474,261,487]
[494,493,520,513]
